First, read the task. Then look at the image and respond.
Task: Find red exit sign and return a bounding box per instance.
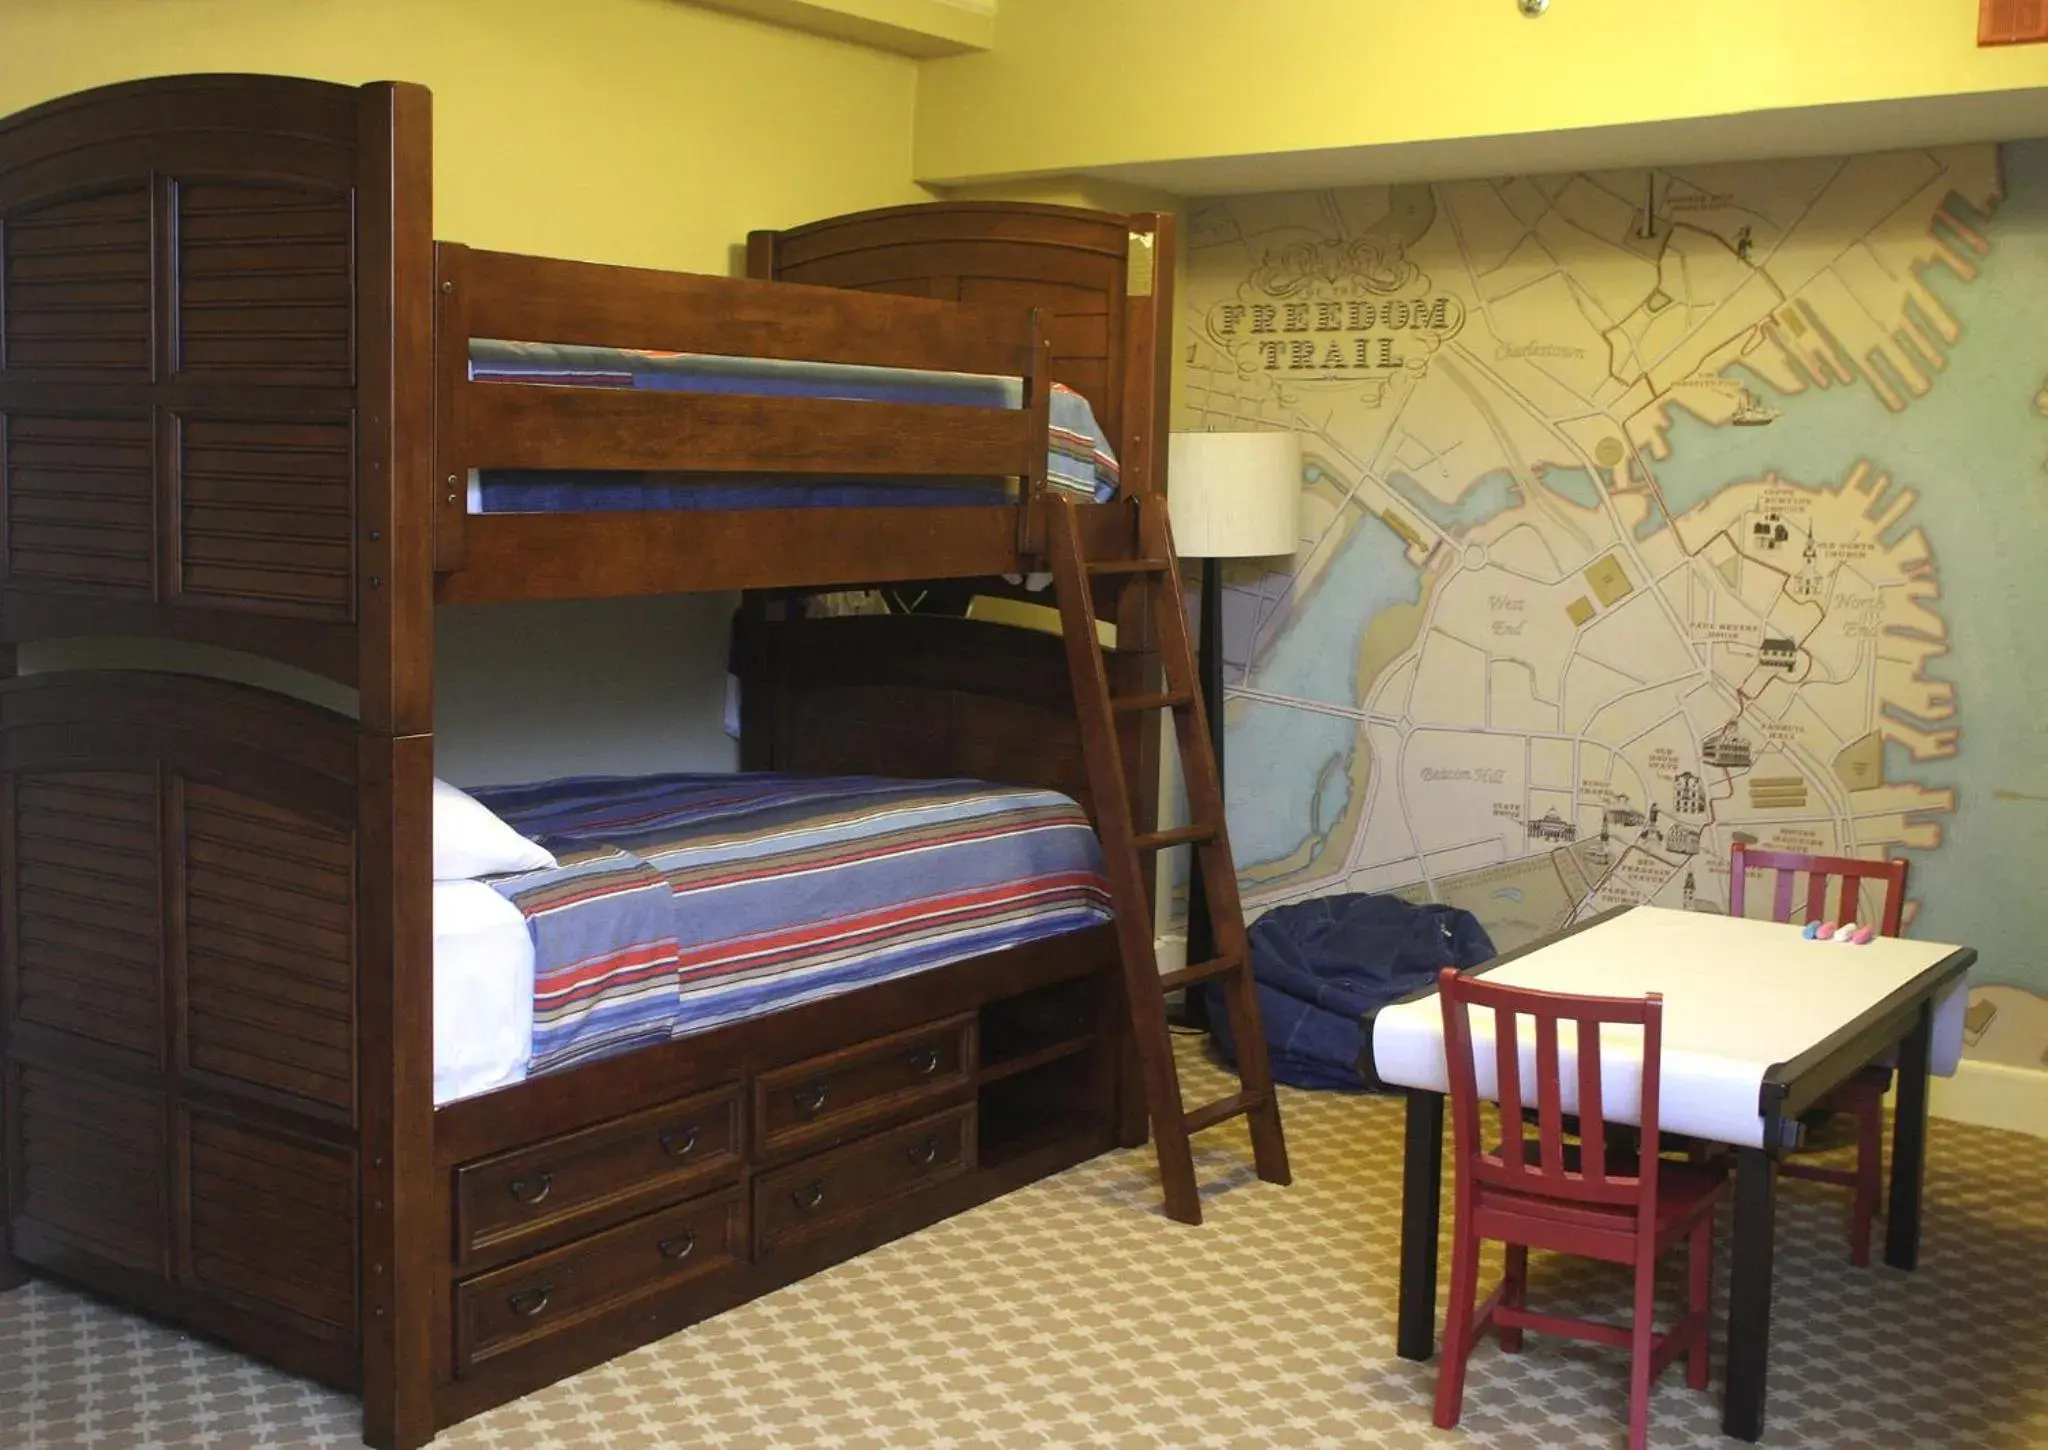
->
[1983,0,2048,43]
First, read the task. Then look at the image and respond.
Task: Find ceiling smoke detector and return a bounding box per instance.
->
[1520,0,1549,15]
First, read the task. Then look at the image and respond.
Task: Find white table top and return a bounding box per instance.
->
[1370,906,1972,1148]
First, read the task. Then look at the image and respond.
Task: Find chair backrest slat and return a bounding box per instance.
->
[1438,967,1661,1214]
[1577,1018,1606,1192]
[1805,871,1829,926]
[1495,1007,1525,1171]
[1730,844,1908,939]
[1534,1013,1565,1181]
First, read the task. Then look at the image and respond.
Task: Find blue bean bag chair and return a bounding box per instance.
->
[1207,892,1496,1091]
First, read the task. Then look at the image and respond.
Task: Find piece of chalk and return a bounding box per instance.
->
[1833,924,1858,942]
[1802,922,1822,939]
[1852,927,1875,945]
[1819,922,1838,939]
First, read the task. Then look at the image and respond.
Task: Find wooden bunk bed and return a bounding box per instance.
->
[0,76,1186,1448]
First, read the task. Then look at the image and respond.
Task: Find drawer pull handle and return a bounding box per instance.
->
[660,1125,700,1158]
[908,1136,941,1168]
[508,1283,553,1319]
[793,1083,829,1116]
[507,1171,554,1207]
[658,1230,697,1261]
[909,1047,942,1077]
[791,1180,827,1212]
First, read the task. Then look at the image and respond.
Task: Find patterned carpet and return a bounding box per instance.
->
[5,1036,2048,1449]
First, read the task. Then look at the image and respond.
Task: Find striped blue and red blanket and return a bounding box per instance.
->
[472,773,1113,1080]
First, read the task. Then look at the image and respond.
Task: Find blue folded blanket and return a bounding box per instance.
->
[1207,892,1496,1091]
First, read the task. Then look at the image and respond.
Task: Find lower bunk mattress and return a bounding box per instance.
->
[432,773,1113,1106]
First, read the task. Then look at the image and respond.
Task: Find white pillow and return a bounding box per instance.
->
[432,778,557,881]
[432,880,536,1105]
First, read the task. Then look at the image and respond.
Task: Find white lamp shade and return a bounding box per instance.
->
[1167,431,1302,559]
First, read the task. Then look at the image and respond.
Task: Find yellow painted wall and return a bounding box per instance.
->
[1,0,929,273]
[915,0,2048,183]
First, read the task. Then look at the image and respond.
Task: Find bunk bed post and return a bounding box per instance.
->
[1120,212,1176,501]
[1017,328,1053,555]
[432,242,472,574]
[353,80,439,1450]
[743,228,779,281]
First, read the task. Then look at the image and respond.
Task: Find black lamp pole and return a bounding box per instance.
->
[1178,554,1226,1031]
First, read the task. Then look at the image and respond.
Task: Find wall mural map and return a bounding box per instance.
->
[1183,143,2048,1071]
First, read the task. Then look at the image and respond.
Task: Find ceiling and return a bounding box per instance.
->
[1079,88,2048,197]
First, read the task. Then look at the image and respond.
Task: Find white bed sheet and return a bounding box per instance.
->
[432,879,535,1107]
[1371,907,1970,1148]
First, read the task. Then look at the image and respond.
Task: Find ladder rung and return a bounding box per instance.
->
[1132,823,1215,852]
[1159,952,1244,995]
[1086,557,1170,577]
[1184,1091,1261,1136]
[1111,690,1193,714]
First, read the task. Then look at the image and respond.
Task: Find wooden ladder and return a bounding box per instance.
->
[1045,492,1291,1225]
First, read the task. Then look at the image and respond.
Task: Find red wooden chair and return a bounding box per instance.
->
[1435,968,1723,1450]
[1729,843,1908,1267]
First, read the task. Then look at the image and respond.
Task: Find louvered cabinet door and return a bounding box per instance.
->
[1,80,370,689]
[3,771,172,1280]
[0,676,365,1386]
[0,73,403,1395]
[171,777,361,1353]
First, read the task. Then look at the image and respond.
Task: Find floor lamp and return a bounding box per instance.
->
[1164,430,1303,1030]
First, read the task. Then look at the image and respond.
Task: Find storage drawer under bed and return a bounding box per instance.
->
[455,1185,745,1374]
[754,1013,974,1156]
[752,1102,976,1257]
[454,1083,742,1268]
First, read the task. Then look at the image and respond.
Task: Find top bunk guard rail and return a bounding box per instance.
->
[457,244,1047,374]
[433,244,1061,594]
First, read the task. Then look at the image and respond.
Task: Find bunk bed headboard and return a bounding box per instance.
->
[0,74,440,1446]
[0,73,436,729]
[747,203,1176,500]
[735,612,1143,825]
